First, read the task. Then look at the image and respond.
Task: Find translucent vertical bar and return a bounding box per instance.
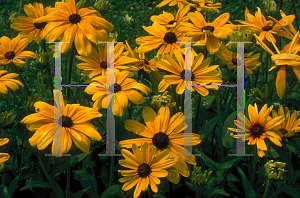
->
[46,42,71,157]
[228,42,253,157]
[98,42,123,157]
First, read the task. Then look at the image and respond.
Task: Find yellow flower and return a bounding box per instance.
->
[271,106,300,138]
[215,44,261,75]
[264,160,286,180]
[76,43,138,79]
[151,91,176,112]
[150,6,190,29]
[236,7,294,43]
[135,22,186,56]
[0,138,10,164]
[118,142,175,198]
[156,0,190,8]
[33,0,113,56]
[254,31,300,99]
[119,107,201,184]
[85,70,151,116]
[11,3,49,41]
[0,70,23,94]
[179,11,236,54]
[21,90,102,156]
[228,103,284,157]
[189,0,222,12]
[0,36,36,66]
[156,49,222,95]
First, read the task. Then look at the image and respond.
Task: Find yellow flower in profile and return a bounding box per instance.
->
[0,138,10,164]
[21,90,102,156]
[254,31,300,99]
[119,107,201,184]
[85,70,151,116]
[11,3,49,40]
[156,49,222,95]
[270,106,300,138]
[236,7,294,43]
[118,142,175,198]
[179,11,236,54]
[135,22,185,56]
[150,5,190,29]
[189,0,222,12]
[76,43,138,79]
[33,0,113,56]
[215,44,261,75]
[0,36,36,66]
[0,70,23,94]
[228,103,284,157]
[156,0,190,8]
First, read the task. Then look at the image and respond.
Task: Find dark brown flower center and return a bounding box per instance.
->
[232,58,237,66]
[114,84,121,93]
[180,70,194,81]
[278,128,288,135]
[69,14,81,24]
[34,22,47,29]
[262,26,273,31]
[58,116,73,128]
[164,32,177,44]
[4,51,15,60]
[143,59,149,65]
[203,26,214,32]
[251,125,264,137]
[138,163,151,177]
[100,61,107,69]
[168,20,176,25]
[152,132,169,150]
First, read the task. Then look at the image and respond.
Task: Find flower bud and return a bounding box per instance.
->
[9,11,18,22]
[94,0,110,13]
[76,0,86,9]
[0,111,14,129]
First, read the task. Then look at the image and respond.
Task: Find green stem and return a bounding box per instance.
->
[38,155,62,198]
[136,69,142,83]
[251,147,258,185]
[88,153,98,197]
[12,63,31,96]
[127,105,132,119]
[195,93,202,131]
[40,69,44,100]
[171,85,179,112]
[66,156,70,198]
[18,0,23,15]
[109,156,114,186]
[265,52,269,87]
[67,44,76,102]
[181,93,184,113]
[215,90,224,162]
[263,180,271,198]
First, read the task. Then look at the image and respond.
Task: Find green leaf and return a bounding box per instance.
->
[0,184,8,198]
[199,116,219,141]
[156,193,167,198]
[227,173,240,182]
[185,182,196,190]
[237,167,256,198]
[50,153,87,178]
[222,111,236,136]
[7,170,22,198]
[74,170,93,181]
[194,149,217,169]
[100,185,122,198]
[20,180,52,191]
[281,186,300,198]
[73,186,93,198]
[222,136,235,149]
[200,95,216,110]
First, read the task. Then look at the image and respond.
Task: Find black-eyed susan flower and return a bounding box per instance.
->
[0,138,10,164]
[237,7,294,43]
[33,0,113,56]
[0,70,23,94]
[271,106,300,138]
[10,3,49,41]
[85,70,151,117]
[264,160,286,180]
[156,0,190,8]
[254,31,300,99]
[189,0,222,12]
[150,5,190,29]
[76,43,138,79]
[228,103,284,157]
[156,49,222,95]
[179,11,236,54]
[21,90,102,156]
[136,22,186,56]
[119,107,201,184]
[215,44,261,75]
[0,36,36,66]
[118,142,175,198]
